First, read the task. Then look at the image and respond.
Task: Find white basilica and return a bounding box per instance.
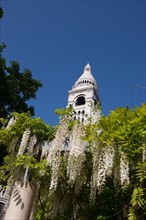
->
[67,63,100,123]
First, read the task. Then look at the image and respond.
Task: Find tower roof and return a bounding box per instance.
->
[67,63,100,124]
[75,63,97,87]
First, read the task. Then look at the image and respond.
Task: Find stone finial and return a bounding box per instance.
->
[84,63,91,72]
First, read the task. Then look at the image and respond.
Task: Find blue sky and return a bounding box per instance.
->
[1,0,145,125]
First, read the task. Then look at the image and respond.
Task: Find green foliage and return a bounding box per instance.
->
[14,155,46,170]
[96,216,105,220]
[128,187,145,220]
[0,127,11,145]
[0,56,42,119]
[0,7,3,19]
[55,105,76,131]
[0,112,56,151]
[128,206,137,220]
[0,112,55,189]
[0,8,42,119]
[135,162,146,183]
[128,162,146,219]
[55,105,73,117]
[13,155,50,180]
[2,112,56,142]
[83,104,146,219]
[93,177,131,219]
[1,104,146,219]
[0,151,51,192]
[98,104,146,162]
[0,43,6,54]
[0,155,13,188]
[55,108,68,116]
[30,117,56,141]
[84,122,99,148]
[130,187,145,208]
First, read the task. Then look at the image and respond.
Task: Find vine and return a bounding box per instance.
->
[0,104,146,219]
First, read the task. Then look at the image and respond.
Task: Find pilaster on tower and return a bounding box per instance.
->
[67,64,100,123]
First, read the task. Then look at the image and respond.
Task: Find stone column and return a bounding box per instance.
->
[4,181,34,220]
[4,131,37,220]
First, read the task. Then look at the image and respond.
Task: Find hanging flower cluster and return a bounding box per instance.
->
[17,129,31,156]
[120,152,129,186]
[67,123,85,185]
[2,105,145,219]
[41,141,51,159]
[47,119,69,190]
[90,145,115,200]
[6,117,17,129]
[90,142,100,201]
[92,109,101,124]
[27,135,37,155]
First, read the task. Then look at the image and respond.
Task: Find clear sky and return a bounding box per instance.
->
[1,0,145,125]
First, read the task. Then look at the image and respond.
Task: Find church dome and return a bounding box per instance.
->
[67,63,100,124]
[74,63,97,88]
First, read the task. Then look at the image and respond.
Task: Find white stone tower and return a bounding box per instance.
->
[68,63,100,123]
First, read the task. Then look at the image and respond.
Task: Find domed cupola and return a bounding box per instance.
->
[74,63,98,90]
[67,64,100,123]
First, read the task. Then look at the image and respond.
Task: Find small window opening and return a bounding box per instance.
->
[94,99,97,105]
[75,96,86,106]
[82,110,85,115]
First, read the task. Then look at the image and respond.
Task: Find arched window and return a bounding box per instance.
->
[75,96,86,106]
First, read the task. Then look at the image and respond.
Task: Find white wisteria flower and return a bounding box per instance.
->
[67,123,85,185]
[120,152,129,186]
